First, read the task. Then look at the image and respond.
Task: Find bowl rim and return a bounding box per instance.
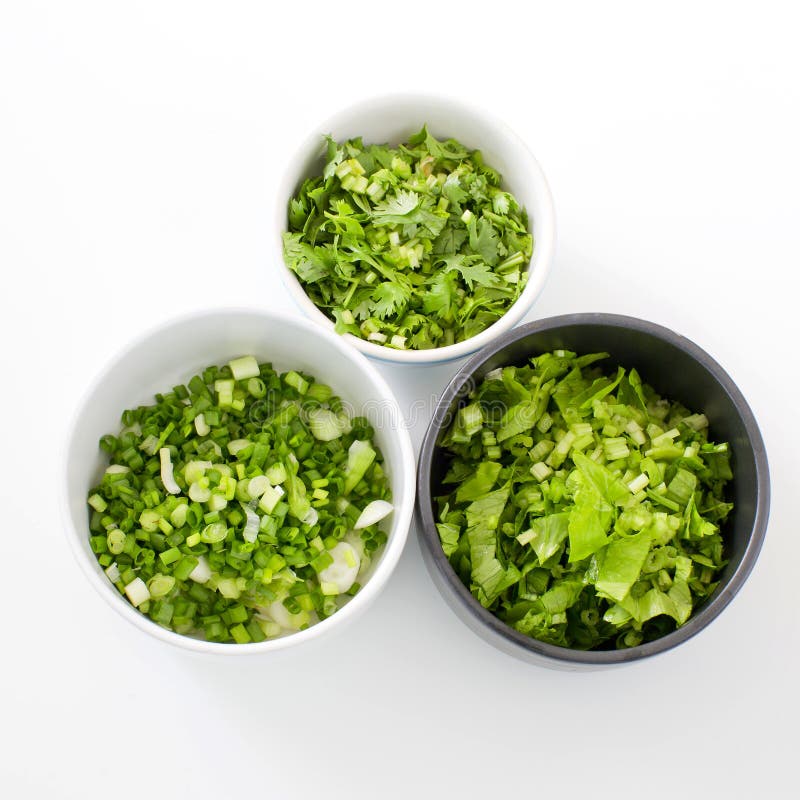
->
[416,312,771,665]
[61,306,416,655]
[273,91,557,366]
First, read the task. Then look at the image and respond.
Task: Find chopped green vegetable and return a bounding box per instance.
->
[344,440,376,495]
[284,126,533,350]
[87,356,393,643]
[435,351,733,650]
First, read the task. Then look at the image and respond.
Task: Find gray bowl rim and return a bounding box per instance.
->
[416,312,771,665]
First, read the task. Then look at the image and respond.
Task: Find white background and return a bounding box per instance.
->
[1,2,797,798]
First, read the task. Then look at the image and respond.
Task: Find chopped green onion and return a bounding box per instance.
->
[86,357,391,643]
[258,484,285,514]
[189,555,211,583]
[184,460,211,483]
[148,574,176,598]
[246,475,270,499]
[186,532,201,548]
[227,439,251,455]
[200,522,227,544]
[88,494,107,512]
[107,529,126,554]
[124,577,150,607]
[307,408,344,442]
[344,440,376,495]
[354,499,394,530]
[265,463,288,485]
[194,413,210,436]
[284,371,309,395]
[240,502,260,543]
[228,355,260,381]
[317,542,360,595]
[188,482,211,503]
[159,447,181,495]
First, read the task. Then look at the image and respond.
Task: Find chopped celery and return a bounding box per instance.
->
[435,350,733,650]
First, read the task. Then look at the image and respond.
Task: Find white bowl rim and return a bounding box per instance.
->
[61,306,416,655]
[274,91,557,365]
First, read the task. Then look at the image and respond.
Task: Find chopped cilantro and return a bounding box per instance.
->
[283,127,533,350]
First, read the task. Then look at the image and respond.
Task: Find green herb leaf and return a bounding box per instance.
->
[371,282,410,319]
[467,218,501,266]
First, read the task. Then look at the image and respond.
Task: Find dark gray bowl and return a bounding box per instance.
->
[417,313,770,669]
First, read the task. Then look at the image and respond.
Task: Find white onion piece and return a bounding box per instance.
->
[344,532,370,577]
[354,499,394,530]
[303,507,319,527]
[318,542,360,595]
[124,577,150,606]
[265,601,309,631]
[194,413,210,436]
[189,555,212,584]
[159,448,181,495]
[105,562,120,582]
[241,502,260,543]
[265,601,293,629]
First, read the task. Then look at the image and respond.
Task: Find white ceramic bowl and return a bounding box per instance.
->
[62,308,416,654]
[273,93,556,365]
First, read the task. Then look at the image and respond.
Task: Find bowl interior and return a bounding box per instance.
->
[274,94,556,364]
[65,309,414,651]
[420,316,769,664]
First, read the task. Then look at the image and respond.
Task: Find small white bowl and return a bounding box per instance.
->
[62,308,416,654]
[272,93,557,366]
